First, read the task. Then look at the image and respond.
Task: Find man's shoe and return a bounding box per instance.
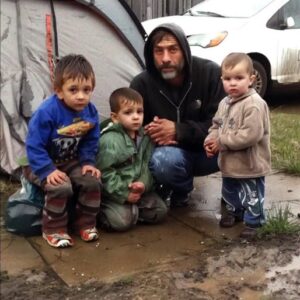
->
[170,193,189,208]
[155,184,173,208]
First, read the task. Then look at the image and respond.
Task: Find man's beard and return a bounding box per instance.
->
[158,61,185,80]
[161,70,177,80]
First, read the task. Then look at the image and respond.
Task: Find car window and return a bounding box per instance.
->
[267,0,300,30]
[187,0,274,18]
[283,0,300,29]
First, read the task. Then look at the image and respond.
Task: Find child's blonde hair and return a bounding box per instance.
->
[221,52,254,75]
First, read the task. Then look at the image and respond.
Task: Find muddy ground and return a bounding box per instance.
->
[1,235,300,300]
[1,178,300,300]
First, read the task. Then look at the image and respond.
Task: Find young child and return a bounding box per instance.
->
[204,53,271,238]
[25,54,101,248]
[96,87,168,232]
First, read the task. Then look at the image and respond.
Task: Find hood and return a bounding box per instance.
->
[144,23,192,79]
[143,15,248,37]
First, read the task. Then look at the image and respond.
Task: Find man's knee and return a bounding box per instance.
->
[150,147,184,178]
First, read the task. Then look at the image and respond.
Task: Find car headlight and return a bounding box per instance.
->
[187,31,228,48]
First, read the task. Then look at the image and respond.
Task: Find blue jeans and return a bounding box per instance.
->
[222,177,266,227]
[149,146,219,196]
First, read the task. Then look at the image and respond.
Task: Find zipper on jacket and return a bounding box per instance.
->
[159,82,192,123]
[222,101,232,134]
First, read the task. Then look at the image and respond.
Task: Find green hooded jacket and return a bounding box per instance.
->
[96,121,154,204]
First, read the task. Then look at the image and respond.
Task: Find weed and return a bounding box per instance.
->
[260,294,281,300]
[0,270,10,282]
[114,276,134,287]
[258,204,300,238]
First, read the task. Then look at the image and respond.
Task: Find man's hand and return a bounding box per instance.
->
[82,165,101,179]
[47,169,68,186]
[144,116,177,145]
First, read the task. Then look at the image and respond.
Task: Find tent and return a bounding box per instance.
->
[1,0,146,176]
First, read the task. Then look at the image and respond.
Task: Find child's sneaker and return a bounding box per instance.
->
[43,232,74,248]
[80,227,99,242]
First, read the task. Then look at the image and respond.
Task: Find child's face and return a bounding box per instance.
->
[221,61,255,99]
[111,101,144,138]
[56,77,94,112]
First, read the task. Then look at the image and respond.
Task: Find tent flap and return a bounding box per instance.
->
[0,0,145,175]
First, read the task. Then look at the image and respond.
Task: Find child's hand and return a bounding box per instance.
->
[204,138,220,157]
[128,181,145,194]
[82,165,101,179]
[204,146,215,158]
[127,182,145,203]
[127,192,141,203]
[47,169,68,186]
[204,143,216,158]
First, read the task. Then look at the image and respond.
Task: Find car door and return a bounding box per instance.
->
[267,0,300,84]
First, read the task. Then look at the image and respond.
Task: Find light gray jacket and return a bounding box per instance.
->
[205,89,271,178]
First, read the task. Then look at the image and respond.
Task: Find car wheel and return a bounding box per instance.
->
[252,60,268,97]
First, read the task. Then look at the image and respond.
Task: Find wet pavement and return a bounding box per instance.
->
[1,172,300,286]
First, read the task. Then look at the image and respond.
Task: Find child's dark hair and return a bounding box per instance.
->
[53,54,95,90]
[109,87,143,113]
[221,52,254,75]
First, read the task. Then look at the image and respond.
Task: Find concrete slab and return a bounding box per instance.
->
[27,216,207,286]
[1,229,45,275]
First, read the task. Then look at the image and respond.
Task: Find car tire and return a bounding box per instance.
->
[252,60,268,98]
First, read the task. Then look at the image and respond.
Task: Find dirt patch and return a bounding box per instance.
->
[1,235,300,300]
[1,176,300,299]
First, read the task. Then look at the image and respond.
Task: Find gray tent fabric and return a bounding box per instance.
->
[1,0,145,175]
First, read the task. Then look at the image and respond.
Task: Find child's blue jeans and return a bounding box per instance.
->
[222,177,266,227]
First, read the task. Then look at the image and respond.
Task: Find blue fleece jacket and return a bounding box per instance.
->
[26,94,100,181]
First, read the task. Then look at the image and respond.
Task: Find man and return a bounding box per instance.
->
[130,23,225,207]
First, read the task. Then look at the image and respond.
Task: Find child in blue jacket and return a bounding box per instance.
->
[25,54,101,248]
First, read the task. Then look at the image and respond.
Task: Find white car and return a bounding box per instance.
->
[142,0,300,97]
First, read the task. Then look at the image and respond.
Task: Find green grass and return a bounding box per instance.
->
[270,112,300,175]
[258,204,300,238]
[113,276,134,287]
